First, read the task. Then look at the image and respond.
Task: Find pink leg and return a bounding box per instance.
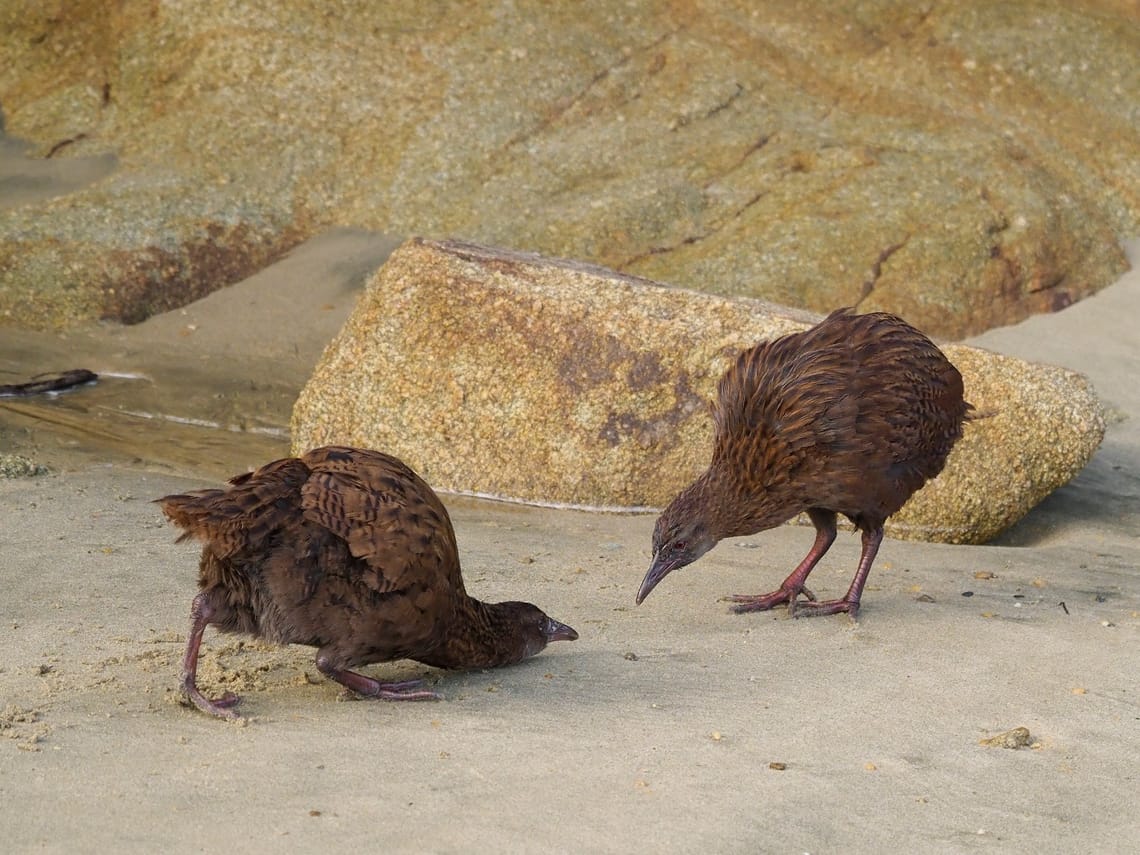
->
[791,527,883,619]
[315,654,441,702]
[727,509,836,614]
[180,592,242,720]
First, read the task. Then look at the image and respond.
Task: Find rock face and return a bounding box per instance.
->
[2,1,1137,335]
[291,239,1105,543]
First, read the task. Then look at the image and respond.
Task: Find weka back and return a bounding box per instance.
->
[709,308,970,534]
[159,446,466,662]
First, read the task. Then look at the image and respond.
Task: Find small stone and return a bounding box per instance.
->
[980,726,1032,749]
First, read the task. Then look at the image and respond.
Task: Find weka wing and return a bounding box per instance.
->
[261,446,466,664]
[297,446,463,598]
[712,308,968,527]
[160,447,465,660]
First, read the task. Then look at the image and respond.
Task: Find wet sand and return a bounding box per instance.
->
[1,235,1138,853]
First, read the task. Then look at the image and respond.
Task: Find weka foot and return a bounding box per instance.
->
[786,597,861,620]
[179,592,244,719]
[181,676,242,720]
[723,585,816,614]
[355,677,441,702]
[316,655,441,701]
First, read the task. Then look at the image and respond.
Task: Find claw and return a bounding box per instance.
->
[726,586,800,613]
[790,598,861,620]
[317,655,441,701]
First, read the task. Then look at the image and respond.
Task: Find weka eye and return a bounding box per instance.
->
[672,540,687,552]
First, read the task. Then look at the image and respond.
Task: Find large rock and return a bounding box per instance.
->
[2,1,1136,335]
[291,239,1105,543]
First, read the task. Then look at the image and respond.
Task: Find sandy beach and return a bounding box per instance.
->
[1,235,1138,853]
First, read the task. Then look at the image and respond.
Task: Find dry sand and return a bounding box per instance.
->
[1,234,1138,854]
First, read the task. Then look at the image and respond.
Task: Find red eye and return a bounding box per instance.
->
[673,540,687,552]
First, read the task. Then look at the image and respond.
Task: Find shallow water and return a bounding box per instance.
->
[0,326,292,479]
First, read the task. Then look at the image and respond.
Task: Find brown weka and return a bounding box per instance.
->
[636,308,972,618]
[158,446,577,719]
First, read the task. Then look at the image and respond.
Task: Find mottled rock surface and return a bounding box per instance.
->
[893,345,1105,542]
[2,1,1137,335]
[292,239,1105,543]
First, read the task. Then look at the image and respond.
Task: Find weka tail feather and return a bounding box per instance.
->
[156,458,310,557]
[157,489,233,541]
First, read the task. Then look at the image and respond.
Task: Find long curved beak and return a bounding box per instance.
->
[635,553,682,605]
[542,616,579,643]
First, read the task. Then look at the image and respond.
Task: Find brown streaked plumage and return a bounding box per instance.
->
[636,308,972,618]
[158,446,577,719]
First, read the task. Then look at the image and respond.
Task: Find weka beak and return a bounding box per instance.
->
[542,616,579,643]
[635,553,681,605]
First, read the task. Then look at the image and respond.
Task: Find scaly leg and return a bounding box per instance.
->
[726,509,837,614]
[180,592,241,719]
[315,653,441,701]
[791,526,883,619]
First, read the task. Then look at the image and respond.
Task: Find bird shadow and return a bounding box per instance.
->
[988,442,1140,547]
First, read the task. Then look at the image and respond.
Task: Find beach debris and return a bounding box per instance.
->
[0,455,49,478]
[979,726,1033,749]
[0,369,97,397]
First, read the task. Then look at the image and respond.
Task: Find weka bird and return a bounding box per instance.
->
[636,308,971,618]
[158,446,578,719]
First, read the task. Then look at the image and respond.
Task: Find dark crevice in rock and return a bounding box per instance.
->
[45,134,89,158]
[670,82,746,130]
[616,134,774,268]
[857,237,911,305]
[498,28,680,156]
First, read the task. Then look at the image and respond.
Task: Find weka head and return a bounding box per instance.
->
[636,497,718,604]
[486,602,579,666]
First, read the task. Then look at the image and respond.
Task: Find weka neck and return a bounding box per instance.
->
[415,598,524,671]
[695,464,796,540]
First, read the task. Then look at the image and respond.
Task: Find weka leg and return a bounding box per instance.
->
[727,509,836,614]
[791,526,883,619]
[180,592,242,719]
[315,652,441,701]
